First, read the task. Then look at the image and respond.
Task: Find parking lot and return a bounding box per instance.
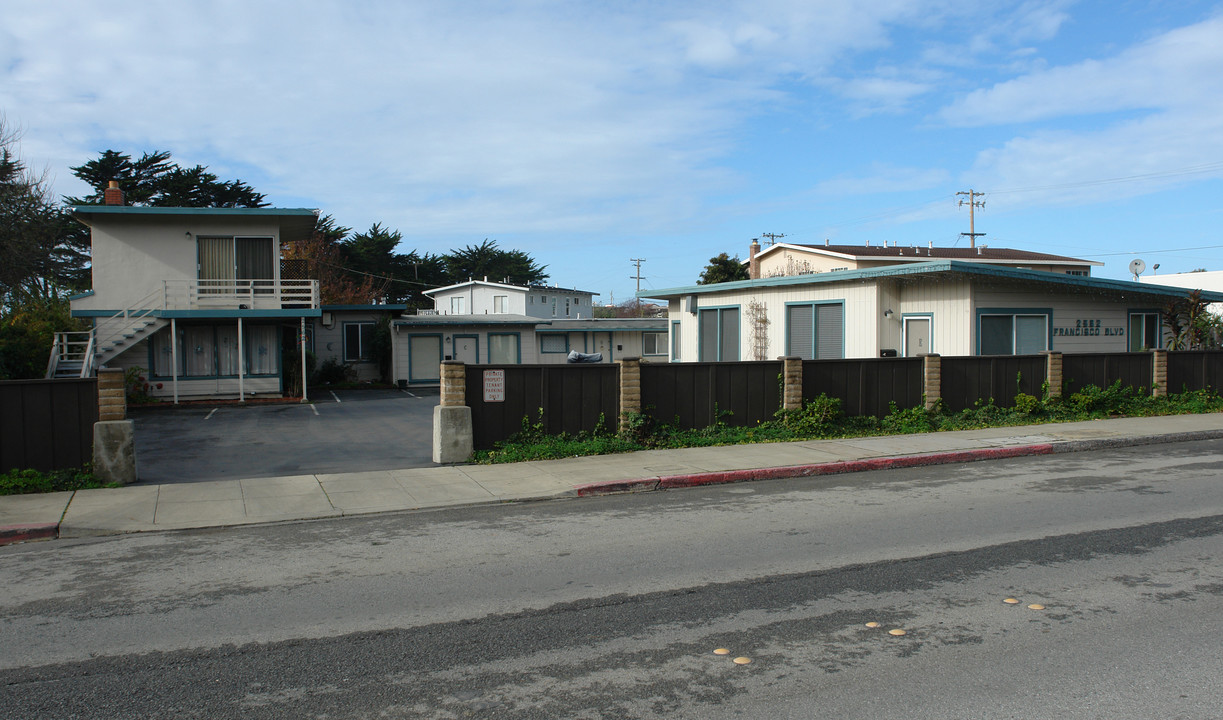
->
[130,388,439,484]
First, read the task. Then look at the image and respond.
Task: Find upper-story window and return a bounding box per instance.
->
[198,236,275,293]
[493,295,508,313]
[450,296,465,314]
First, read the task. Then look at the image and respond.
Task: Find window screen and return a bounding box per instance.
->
[540,334,567,353]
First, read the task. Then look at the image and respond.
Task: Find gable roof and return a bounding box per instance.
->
[757,242,1102,267]
[424,279,596,296]
[643,260,1223,302]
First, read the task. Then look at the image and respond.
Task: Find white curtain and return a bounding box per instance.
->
[184,327,215,376]
[246,326,279,375]
[217,326,240,376]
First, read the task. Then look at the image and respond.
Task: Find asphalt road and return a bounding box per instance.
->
[129,387,438,483]
[2,440,1222,718]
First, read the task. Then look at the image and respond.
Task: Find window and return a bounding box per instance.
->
[152,324,280,378]
[488,333,519,364]
[671,322,681,361]
[979,313,1048,355]
[493,295,508,313]
[540,334,568,353]
[642,332,666,355]
[450,296,466,314]
[344,322,374,362]
[698,307,740,361]
[1067,269,1089,276]
[565,298,571,316]
[786,303,844,360]
[197,236,275,293]
[551,298,558,317]
[1129,312,1161,351]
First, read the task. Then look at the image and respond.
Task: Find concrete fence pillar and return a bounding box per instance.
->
[1152,349,1168,398]
[439,360,466,406]
[433,361,473,463]
[782,356,803,411]
[1043,351,1063,399]
[619,357,642,432]
[921,353,942,411]
[94,368,136,484]
[98,367,126,421]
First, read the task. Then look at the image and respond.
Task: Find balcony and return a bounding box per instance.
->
[162,279,320,311]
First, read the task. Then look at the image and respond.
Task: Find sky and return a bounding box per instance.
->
[3,0,1223,304]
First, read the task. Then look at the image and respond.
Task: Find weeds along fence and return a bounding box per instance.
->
[0,378,98,473]
[459,350,1223,450]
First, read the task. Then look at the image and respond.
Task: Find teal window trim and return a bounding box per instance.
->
[1127,308,1162,351]
[642,331,667,356]
[407,333,444,383]
[540,333,570,354]
[670,321,681,362]
[976,307,1052,355]
[783,300,845,360]
[487,331,522,364]
[697,304,741,362]
[343,321,374,362]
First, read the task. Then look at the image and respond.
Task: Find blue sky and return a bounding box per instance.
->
[4,0,1222,303]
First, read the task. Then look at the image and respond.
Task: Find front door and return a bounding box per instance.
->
[904,317,931,356]
[452,335,478,363]
[592,332,612,361]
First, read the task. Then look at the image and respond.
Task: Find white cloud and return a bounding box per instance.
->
[942,14,1223,126]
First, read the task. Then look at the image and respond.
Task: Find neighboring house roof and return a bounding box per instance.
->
[756,242,1102,267]
[322,304,407,311]
[642,260,1223,302]
[70,205,320,244]
[424,279,596,296]
[393,314,543,327]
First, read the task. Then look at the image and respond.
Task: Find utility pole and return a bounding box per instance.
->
[761,232,785,247]
[630,258,646,317]
[957,190,985,248]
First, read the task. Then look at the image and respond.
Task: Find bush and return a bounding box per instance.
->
[0,466,120,495]
[315,357,357,385]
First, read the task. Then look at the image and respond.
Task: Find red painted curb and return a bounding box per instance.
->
[574,478,660,497]
[0,523,59,546]
[574,444,1055,496]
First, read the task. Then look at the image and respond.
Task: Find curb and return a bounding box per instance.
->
[0,522,59,547]
[575,444,1058,496]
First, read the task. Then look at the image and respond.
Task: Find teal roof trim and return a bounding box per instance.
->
[72,308,321,319]
[70,205,318,218]
[641,260,1223,303]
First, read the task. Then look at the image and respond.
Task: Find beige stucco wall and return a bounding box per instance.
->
[73,215,284,312]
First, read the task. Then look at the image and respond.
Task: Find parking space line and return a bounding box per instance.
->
[204,408,218,420]
[310,404,319,416]
[401,389,418,398]
[330,391,341,403]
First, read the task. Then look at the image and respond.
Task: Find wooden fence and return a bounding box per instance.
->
[0,378,98,473]
[457,350,1223,450]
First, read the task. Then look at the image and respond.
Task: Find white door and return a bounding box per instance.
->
[904,317,931,356]
[409,335,441,383]
[453,335,478,363]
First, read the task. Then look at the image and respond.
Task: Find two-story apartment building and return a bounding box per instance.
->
[62,187,322,400]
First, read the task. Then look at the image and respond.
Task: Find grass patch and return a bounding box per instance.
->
[472,382,1223,464]
[0,466,121,496]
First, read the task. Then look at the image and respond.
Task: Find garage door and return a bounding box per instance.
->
[409,335,442,383]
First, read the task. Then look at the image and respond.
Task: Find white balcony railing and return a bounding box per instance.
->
[162,279,320,310]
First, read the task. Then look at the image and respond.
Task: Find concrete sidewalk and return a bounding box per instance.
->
[4,413,1223,544]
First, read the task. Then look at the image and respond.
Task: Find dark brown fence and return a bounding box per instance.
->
[640,361,782,429]
[0,378,98,473]
[1166,351,1223,393]
[802,358,923,417]
[1062,352,1152,395]
[941,355,1047,411]
[464,364,619,450]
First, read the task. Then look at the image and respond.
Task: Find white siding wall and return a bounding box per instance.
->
[315,311,386,382]
[897,279,974,356]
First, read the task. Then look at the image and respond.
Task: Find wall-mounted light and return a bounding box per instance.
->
[883,309,894,318]
[185,231,192,238]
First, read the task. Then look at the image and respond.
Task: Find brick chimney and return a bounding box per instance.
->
[748,238,761,280]
[103,180,124,206]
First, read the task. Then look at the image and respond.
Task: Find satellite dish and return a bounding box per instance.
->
[1129,259,1146,279]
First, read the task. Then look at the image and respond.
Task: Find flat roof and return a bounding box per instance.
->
[642,260,1223,303]
[70,205,320,244]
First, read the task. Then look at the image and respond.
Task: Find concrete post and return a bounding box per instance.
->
[1043,351,1063,399]
[95,368,136,483]
[97,367,126,421]
[434,361,472,463]
[921,353,942,411]
[619,357,642,432]
[782,356,803,411]
[1152,349,1168,398]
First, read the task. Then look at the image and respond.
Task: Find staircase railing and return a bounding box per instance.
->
[45,331,96,378]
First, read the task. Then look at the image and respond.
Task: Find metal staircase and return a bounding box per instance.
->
[46,288,168,379]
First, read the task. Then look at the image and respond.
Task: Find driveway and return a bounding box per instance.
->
[130,388,439,484]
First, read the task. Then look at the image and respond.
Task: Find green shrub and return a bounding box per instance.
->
[0,466,119,495]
